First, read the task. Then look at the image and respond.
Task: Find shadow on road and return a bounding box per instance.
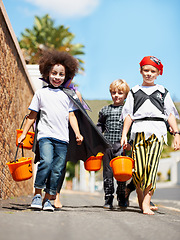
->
[2,203,31,211]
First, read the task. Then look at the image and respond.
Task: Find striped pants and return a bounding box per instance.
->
[132,132,164,192]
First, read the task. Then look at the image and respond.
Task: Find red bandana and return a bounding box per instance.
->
[139,56,163,75]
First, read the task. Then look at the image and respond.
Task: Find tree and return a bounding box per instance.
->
[19,14,85,72]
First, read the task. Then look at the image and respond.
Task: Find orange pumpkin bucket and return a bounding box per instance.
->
[6,144,33,181]
[84,152,104,171]
[16,129,35,149]
[110,156,134,182]
[7,157,33,181]
[16,115,35,149]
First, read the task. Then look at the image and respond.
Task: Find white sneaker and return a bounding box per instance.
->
[31,194,42,210]
[43,199,54,212]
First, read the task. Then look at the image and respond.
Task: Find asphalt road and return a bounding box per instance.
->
[0,184,180,240]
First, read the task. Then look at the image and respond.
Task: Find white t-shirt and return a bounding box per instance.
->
[121,84,179,143]
[29,87,77,143]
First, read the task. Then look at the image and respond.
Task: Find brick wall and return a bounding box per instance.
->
[0,3,35,199]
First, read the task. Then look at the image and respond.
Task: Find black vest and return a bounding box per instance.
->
[131,88,168,115]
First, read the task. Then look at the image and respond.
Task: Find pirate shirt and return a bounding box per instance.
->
[121,84,179,143]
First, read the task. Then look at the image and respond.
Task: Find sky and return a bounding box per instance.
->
[2,0,180,101]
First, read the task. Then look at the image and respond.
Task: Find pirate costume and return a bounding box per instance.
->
[122,56,179,192]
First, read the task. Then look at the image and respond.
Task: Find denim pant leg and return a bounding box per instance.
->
[45,139,67,195]
[34,138,54,190]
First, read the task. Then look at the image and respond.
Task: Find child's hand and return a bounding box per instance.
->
[76,134,83,145]
[173,134,180,151]
[18,134,26,146]
[120,135,127,149]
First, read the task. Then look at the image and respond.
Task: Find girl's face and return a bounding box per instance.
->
[49,64,65,87]
[110,88,126,106]
[141,65,159,86]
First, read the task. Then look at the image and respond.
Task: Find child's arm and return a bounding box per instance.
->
[69,112,83,145]
[97,111,106,133]
[75,90,83,103]
[120,114,133,149]
[168,113,180,150]
[18,110,37,144]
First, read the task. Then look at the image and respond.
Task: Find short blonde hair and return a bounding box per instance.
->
[109,79,130,97]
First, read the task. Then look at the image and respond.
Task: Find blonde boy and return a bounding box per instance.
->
[97,79,130,208]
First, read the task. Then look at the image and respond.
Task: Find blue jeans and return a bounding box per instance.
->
[34,137,68,195]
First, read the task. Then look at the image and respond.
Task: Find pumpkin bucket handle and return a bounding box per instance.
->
[16,115,35,150]
[12,143,24,163]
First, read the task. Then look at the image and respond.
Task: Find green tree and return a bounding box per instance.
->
[19,14,85,71]
[66,162,76,181]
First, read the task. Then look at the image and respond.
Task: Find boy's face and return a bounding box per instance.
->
[140,65,160,86]
[49,64,65,87]
[110,88,126,106]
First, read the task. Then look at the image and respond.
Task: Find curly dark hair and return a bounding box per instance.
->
[39,50,79,83]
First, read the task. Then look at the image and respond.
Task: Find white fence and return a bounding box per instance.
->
[158,151,180,184]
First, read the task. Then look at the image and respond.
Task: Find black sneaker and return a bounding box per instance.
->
[103,195,114,209]
[118,195,128,208]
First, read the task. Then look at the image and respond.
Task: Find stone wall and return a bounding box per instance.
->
[0,2,35,199]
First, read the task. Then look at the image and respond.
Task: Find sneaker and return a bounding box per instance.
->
[31,194,42,210]
[103,195,114,209]
[118,197,128,208]
[43,199,54,212]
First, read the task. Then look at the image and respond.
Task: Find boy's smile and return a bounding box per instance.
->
[49,64,65,87]
[141,65,159,86]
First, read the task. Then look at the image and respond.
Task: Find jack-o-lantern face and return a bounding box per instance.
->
[28,163,32,173]
[29,135,34,146]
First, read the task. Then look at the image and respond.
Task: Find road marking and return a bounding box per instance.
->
[158,205,180,213]
[130,197,180,212]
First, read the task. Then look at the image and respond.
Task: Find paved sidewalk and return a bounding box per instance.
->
[0,188,180,240]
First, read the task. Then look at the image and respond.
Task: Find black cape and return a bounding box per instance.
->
[32,87,111,164]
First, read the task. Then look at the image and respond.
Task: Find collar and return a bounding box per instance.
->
[47,84,63,90]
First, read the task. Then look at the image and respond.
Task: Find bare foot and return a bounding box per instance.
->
[54,193,62,208]
[142,187,155,215]
[54,200,62,208]
[143,207,155,215]
[143,201,155,215]
[150,205,158,211]
[150,202,158,211]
